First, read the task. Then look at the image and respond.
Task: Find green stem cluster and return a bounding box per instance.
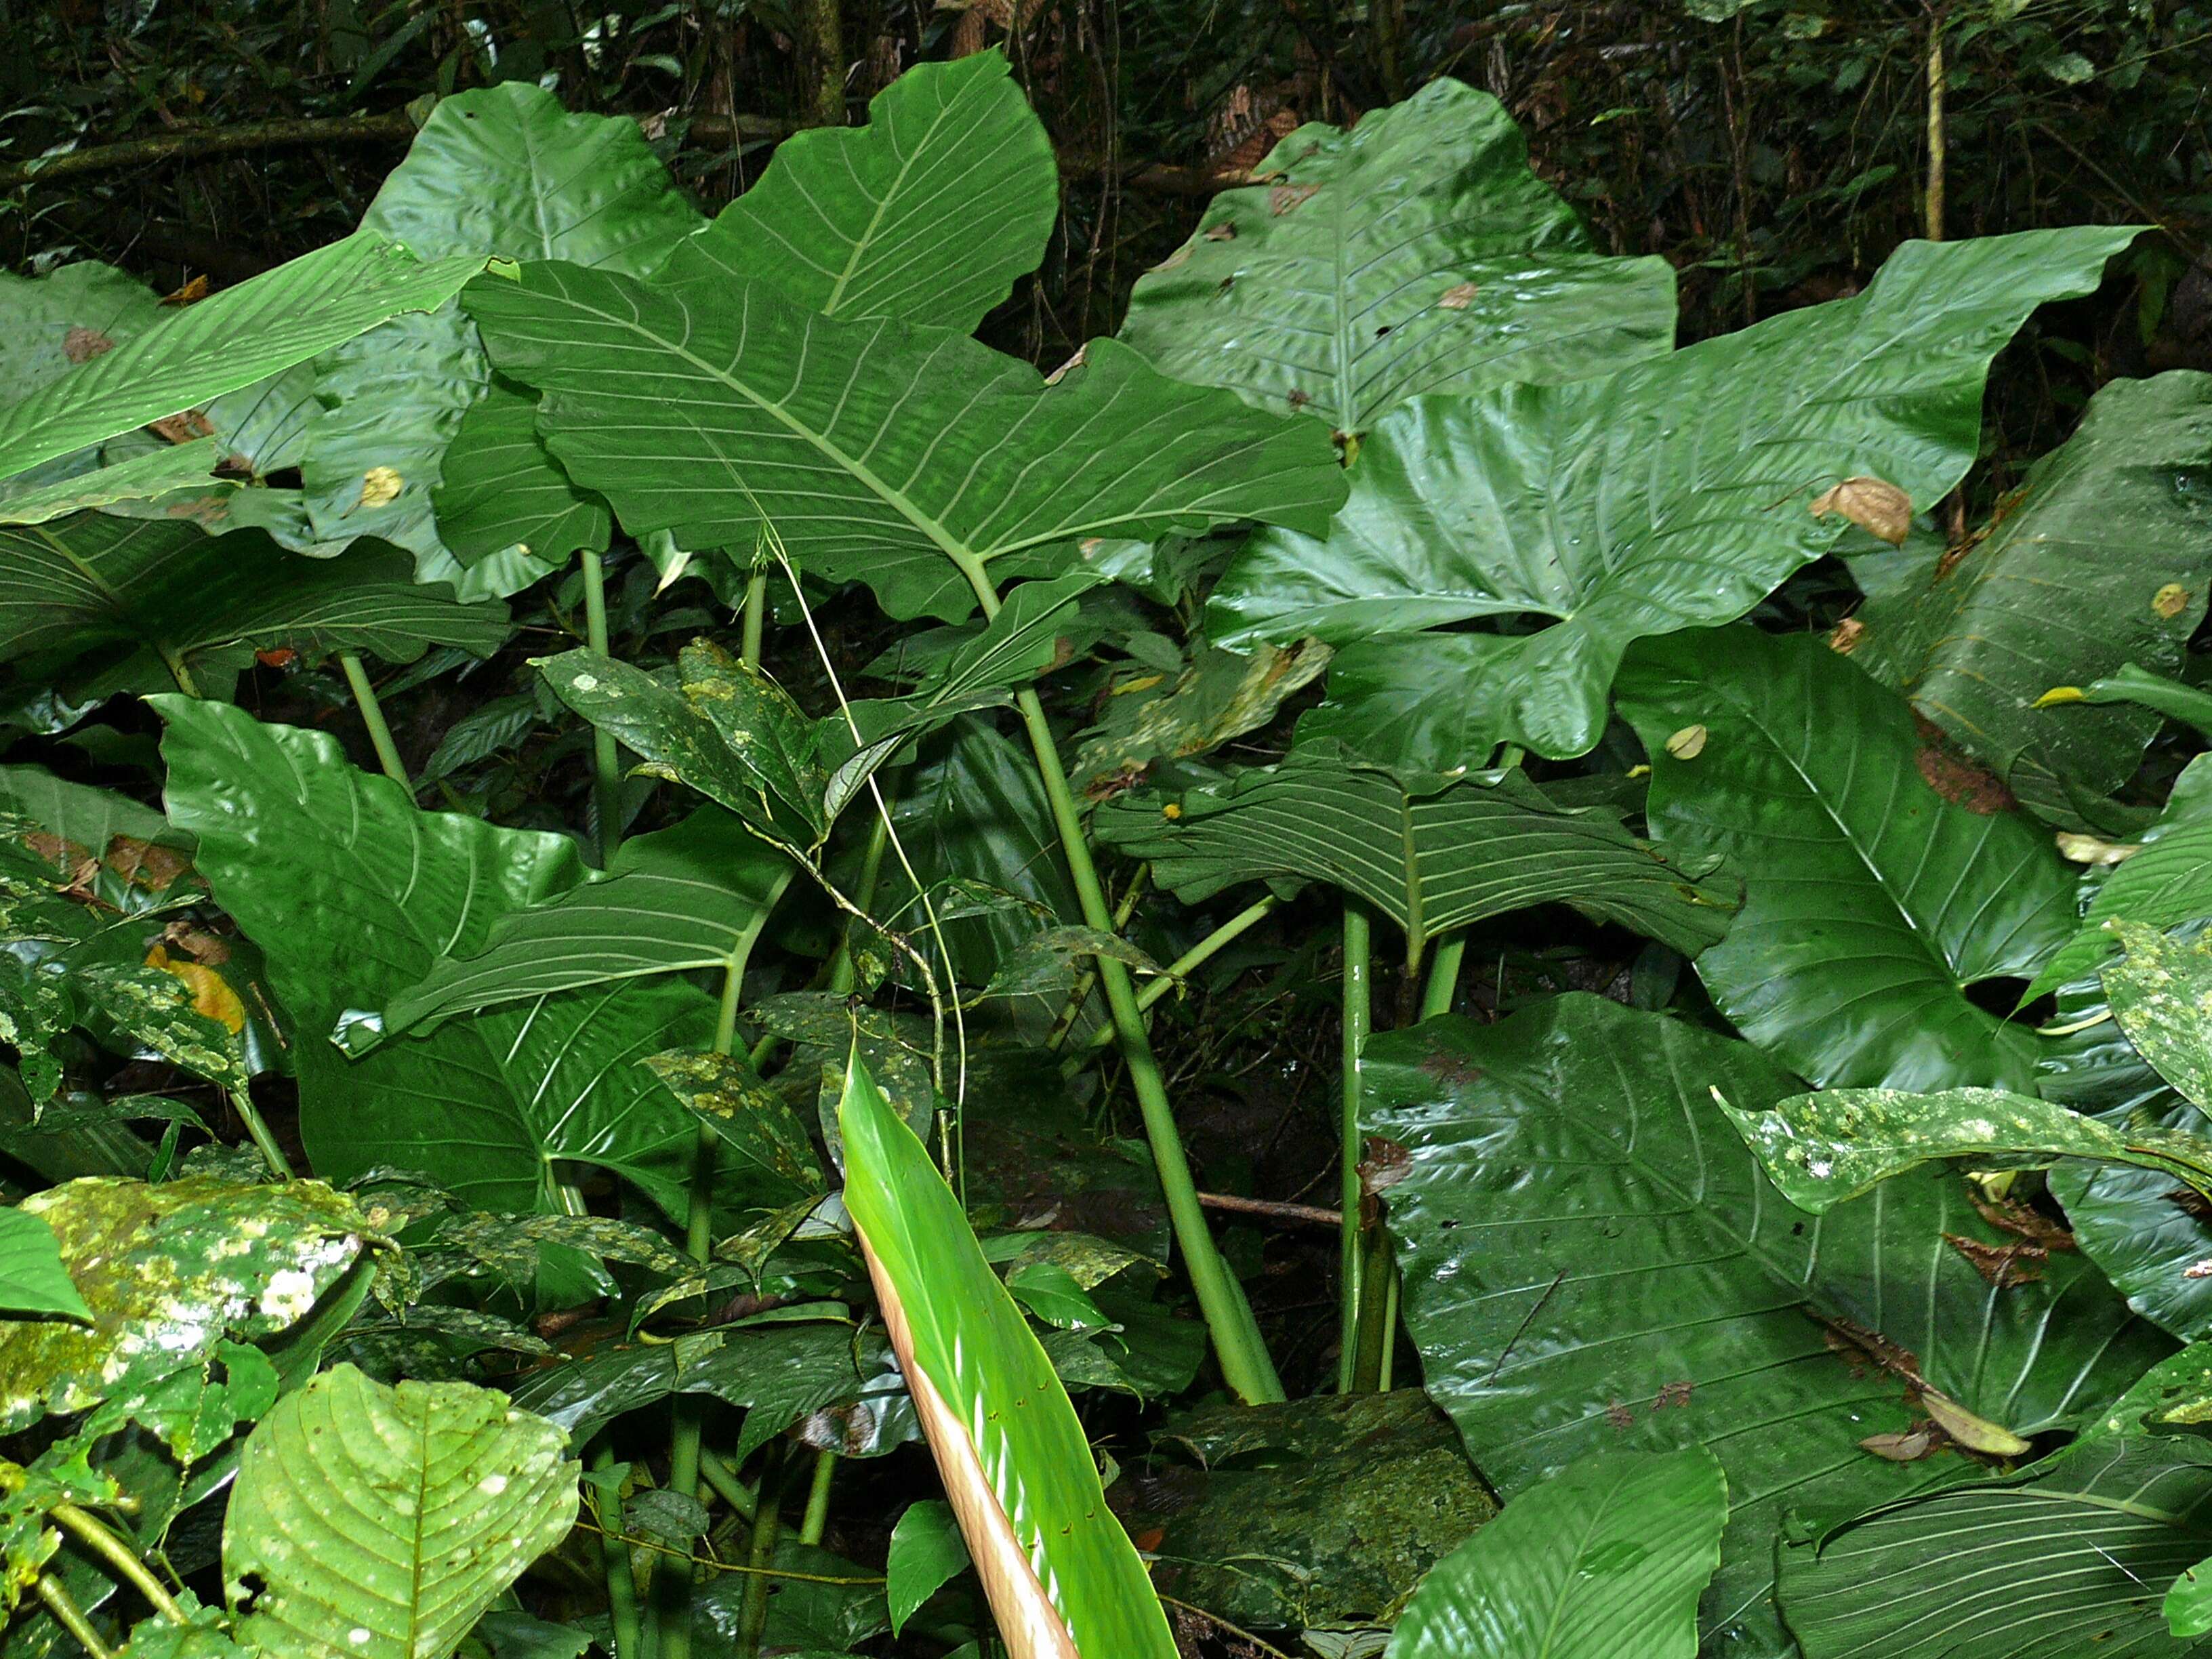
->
[960,556,1284,1405]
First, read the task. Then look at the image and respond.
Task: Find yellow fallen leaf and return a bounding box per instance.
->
[1809,475,1912,547]
[144,945,247,1035]
[356,466,404,510]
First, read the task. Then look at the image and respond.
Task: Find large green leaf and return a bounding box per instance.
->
[839,1057,1179,1658]
[0,261,165,407]
[0,516,507,688]
[1092,751,1736,964]
[0,233,486,486]
[1363,994,2169,1654]
[154,697,721,1214]
[1783,1435,2212,1657]
[1214,225,2138,765]
[1849,371,2212,825]
[1616,626,2076,1093]
[661,50,1056,330]
[0,1176,374,1457]
[225,1365,578,1659]
[0,439,226,525]
[1720,1083,2212,1208]
[383,808,792,1032]
[464,261,1347,621]
[1118,78,1676,435]
[304,82,700,589]
[0,1208,91,1319]
[1386,1449,1725,1659]
[430,377,610,567]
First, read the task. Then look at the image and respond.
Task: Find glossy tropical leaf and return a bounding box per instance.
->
[2106,920,2212,1108]
[0,438,224,524]
[1385,1448,1725,1659]
[535,643,829,850]
[1069,636,1332,795]
[2028,755,2212,996]
[1118,77,1677,434]
[1847,371,2212,825]
[224,1365,578,1659]
[465,260,1347,622]
[2057,662,2212,739]
[639,1049,822,1204]
[1094,750,1736,961]
[661,49,1056,330]
[839,1057,1179,1659]
[0,233,486,485]
[384,808,792,1032]
[0,1207,90,1319]
[1363,994,2169,1652]
[1214,224,2138,764]
[508,1320,912,1457]
[304,83,699,588]
[1721,1083,2212,1209]
[0,516,508,686]
[0,1176,374,1458]
[0,260,165,407]
[0,764,177,856]
[1616,626,2076,1093]
[430,377,610,566]
[154,695,722,1214]
[1779,1427,2212,1658]
[844,569,1108,748]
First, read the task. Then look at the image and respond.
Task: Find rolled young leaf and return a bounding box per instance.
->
[838,1055,1176,1659]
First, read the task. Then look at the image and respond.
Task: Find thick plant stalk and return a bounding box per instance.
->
[1004,676,1282,1404]
[35,1578,113,1659]
[591,1443,643,1659]
[49,1504,185,1624]
[339,653,409,790]
[733,1445,787,1659]
[663,593,775,1658]
[657,964,743,1659]
[948,552,1280,1400]
[1338,905,1372,1393]
[578,546,624,863]
[739,570,767,668]
[227,1087,295,1180]
[798,1447,836,1545]
[1067,894,1278,1070]
[1420,933,1465,1021]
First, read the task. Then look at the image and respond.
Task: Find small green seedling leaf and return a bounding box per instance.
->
[888,1498,972,1635]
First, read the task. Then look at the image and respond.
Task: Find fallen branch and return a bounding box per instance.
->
[0,108,1252,198]
[0,112,422,190]
[1197,1191,1342,1229]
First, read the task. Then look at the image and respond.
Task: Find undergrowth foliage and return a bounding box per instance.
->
[1,47,2210,1659]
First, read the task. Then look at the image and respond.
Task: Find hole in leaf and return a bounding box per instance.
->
[1962,977,2053,1024]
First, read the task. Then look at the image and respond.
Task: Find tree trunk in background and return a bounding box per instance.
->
[795,0,846,128]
